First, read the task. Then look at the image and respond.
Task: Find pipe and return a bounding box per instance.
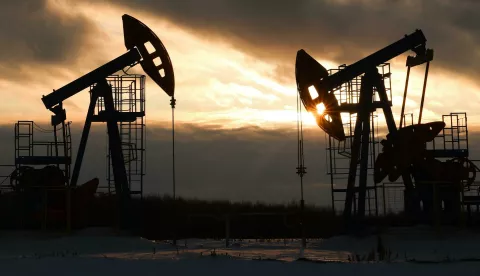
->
[399,66,411,128]
[418,61,430,124]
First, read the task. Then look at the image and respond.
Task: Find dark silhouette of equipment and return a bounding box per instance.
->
[10,166,65,193]
[40,14,174,227]
[0,119,101,229]
[297,30,478,223]
[296,30,436,219]
[8,165,99,227]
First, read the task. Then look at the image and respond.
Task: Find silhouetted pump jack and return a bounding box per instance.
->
[41,14,175,227]
[296,30,433,220]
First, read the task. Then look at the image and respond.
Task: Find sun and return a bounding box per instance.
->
[316,103,326,115]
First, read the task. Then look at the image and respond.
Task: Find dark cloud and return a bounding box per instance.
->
[107,0,480,82]
[2,0,478,88]
[0,1,97,79]
[142,123,331,204]
[0,121,480,206]
[0,122,330,205]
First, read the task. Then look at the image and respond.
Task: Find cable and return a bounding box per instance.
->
[32,128,52,134]
[32,122,64,133]
[122,61,140,75]
[297,90,300,169]
[170,96,177,246]
[170,97,176,199]
[122,67,132,75]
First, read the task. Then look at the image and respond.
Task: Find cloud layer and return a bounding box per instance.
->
[0,1,98,79]
[0,123,330,205]
[106,0,480,82]
[1,1,479,127]
[1,120,480,206]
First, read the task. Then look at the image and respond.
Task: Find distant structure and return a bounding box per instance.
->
[295,29,480,225]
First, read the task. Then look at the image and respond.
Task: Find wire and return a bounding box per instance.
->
[297,91,300,168]
[122,67,132,75]
[170,97,176,199]
[122,61,140,75]
[170,96,177,245]
[32,122,63,133]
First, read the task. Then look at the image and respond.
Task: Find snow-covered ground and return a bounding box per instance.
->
[3,257,480,276]
[2,226,480,275]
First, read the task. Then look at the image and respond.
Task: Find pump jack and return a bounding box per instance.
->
[41,15,175,227]
[295,30,434,220]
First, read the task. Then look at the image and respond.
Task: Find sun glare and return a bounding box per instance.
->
[316,103,326,115]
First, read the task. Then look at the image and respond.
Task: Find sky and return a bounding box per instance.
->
[0,0,479,206]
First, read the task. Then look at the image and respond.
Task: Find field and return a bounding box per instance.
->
[2,226,480,275]
[3,195,480,275]
[81,195,418,240]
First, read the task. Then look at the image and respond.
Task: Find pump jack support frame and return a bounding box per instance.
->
[70,80,131,226]
[70,80,130,197]
[342,69,415,220]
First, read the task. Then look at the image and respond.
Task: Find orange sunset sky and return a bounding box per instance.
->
[0,0,479,204]
[3,0,480,128]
